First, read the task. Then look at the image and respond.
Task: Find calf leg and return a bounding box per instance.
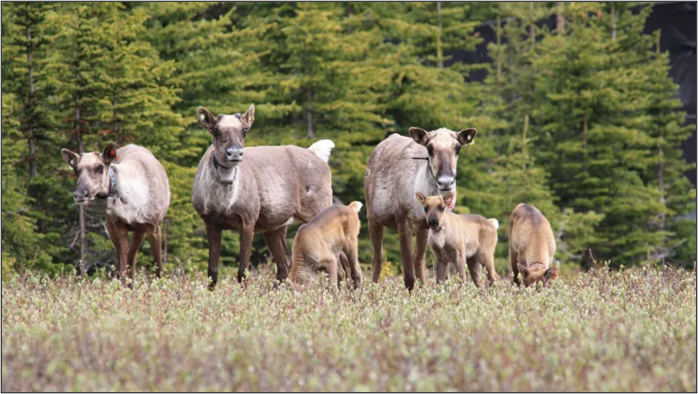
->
[466,256,482,287]
[237,225,255,283]
[413,228,429,286]
[126,232,147,284]
[148,225,163,278]
[456,249,468,283]
[436,260,448,284]
[337,255,348,284]
[262,226,290,282]
[397,221,415,291]
[478,251,499,285]
[510,246,521,287]
[369,218,385,283]
[343,243,363,289]
[205,223,222,290]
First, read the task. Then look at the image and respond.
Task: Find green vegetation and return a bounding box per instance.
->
[1,2,695,279]
[2,268,696,391]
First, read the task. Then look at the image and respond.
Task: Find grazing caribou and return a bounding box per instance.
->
[289,201,364,289]
[192,105,335,289]
[61,143,170,282]
[364,127,477,290]
[509,203,558,287]
[416,192,499,286]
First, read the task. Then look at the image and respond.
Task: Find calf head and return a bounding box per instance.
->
[409,127,477,194]
[61,142,118,205]
[416,192,454,232]
[197,104,255,184]
[517,263,558,287]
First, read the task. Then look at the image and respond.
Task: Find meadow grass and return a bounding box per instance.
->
[2,266,696,392]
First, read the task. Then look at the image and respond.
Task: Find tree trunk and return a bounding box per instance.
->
[656,32,666,233]
[27,25,37,178]
[306,89,314,138]
[522,114,529,191]
[436,2,443,69]
[163,220,168,265]
[582,109,588,172]
[529,2,535,51]
[611,4,617,41]
[496,15,502,93]
[556,2,565,35]
[75,101,86,276]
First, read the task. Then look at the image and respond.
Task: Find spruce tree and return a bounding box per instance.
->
[1,2,52,178]
[641,30,696,264]
[530,2,671,266]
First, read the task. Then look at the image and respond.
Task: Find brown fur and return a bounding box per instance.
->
[289,202,363,289]
[509,203,558,287]
[61,143,170,283]
[417,193,499,286]
[192,105,335,289]
[364,127,477,290]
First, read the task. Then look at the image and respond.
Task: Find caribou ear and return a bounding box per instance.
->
[457,128,477,146]
[443,192,455,208]
[61,149,80,169]
[240,104,255,127]
[415,192,427,205]
[197,107,217,131]
[517,264,529,275]
[102,142,118,165]
[409,127,430,146]
[545,266,558,280]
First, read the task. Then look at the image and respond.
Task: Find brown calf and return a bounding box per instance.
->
[509,203,558,287]
[417,193,499,285]
[289,202,363,289]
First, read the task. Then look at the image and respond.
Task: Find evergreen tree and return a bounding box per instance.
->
[641,30,696,264]
[530,2,668,266]
[1,2,52,178]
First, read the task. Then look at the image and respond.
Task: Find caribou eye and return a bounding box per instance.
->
[426,144,434,156]
[96,165,104,174]
[439,206,445,212]
[423,206,428,212]
[242,128,248,136]
[455,144,461,155]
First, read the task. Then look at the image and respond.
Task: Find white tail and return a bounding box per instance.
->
[488,218,499,230]
[307,139,335,163]
[349,201,363,213]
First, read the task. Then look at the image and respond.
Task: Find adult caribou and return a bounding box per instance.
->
[61,143,170,282]
[364,127,477,290]
[192,105,336,289]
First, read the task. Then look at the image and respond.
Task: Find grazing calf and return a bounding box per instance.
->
[417,193,499,286]
[61,143,170,281]
[509,203,558,287]
[290,202,363,289]
[364,127,477,290]
[192,105,335,289]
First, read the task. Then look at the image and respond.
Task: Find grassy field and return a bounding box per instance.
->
[2,266,696,392]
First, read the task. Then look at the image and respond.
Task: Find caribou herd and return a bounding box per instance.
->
[61,104,558,289]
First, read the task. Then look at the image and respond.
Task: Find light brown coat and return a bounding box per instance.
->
[417,193,499,285]
[290,202,363,288]
[509,203,558,287]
